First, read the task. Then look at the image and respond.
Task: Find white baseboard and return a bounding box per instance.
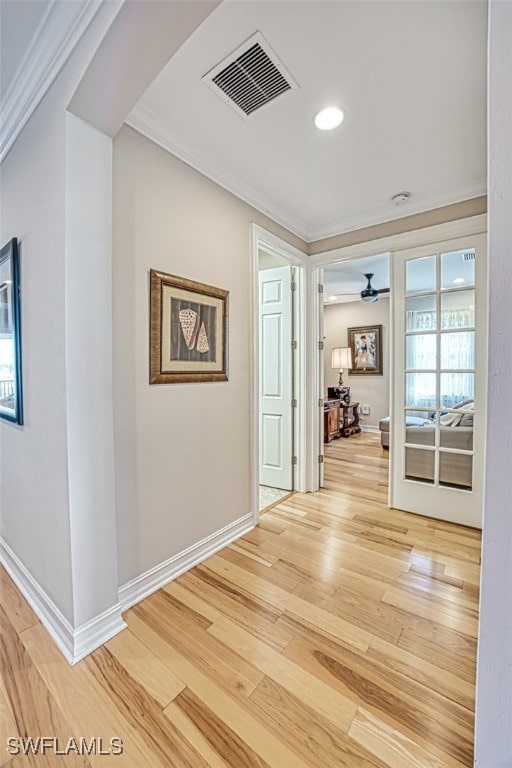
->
[1,514,255,663]
[72,604,127,664]
[0,537,126,665]
[361,424,380,433]
[119,513,255,612]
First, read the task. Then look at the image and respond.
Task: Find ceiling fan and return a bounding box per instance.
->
[359,273,390,302]
[330,273,390,303]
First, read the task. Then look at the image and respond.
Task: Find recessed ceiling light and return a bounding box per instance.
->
[315,107,344,131]
[453,277,465,285]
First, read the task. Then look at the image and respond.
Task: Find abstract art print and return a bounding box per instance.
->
[150,269,228,383]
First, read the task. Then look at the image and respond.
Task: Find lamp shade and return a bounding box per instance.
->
[331,347,352,370]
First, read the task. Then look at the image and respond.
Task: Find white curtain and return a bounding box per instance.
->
[405,308,474,409]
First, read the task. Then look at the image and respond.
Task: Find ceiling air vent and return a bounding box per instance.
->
[203,32,298,118]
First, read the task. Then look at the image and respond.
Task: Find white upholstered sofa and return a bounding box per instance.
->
[379,400,474,488]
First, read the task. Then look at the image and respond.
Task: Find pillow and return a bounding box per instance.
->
[453,399,474,410]
[440,412,462,426]
[440,401,474,427]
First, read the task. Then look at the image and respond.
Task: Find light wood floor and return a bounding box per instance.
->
[1,433,481,767]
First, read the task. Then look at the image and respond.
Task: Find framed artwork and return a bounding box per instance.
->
[0,237,23,424]
[348,324,382,375]
[149,269,229,384]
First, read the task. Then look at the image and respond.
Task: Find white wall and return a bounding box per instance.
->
[65,114,120,628]
[323,297,390,428]
[0,0,221,659]
[474,1,512,764]
[0,64,73,621]
[113,125,305,588]
[0,4,122,624]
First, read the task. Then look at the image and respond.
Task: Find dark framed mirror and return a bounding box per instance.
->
[0,238,23,425]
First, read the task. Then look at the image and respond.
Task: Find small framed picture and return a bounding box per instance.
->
[149,269,229,384]
[0,237,23,424]
[348,325,383,375]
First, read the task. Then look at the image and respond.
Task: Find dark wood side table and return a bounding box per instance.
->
[323,399,341,442]
[340,401,361,437]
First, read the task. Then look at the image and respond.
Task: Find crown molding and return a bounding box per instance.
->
[127,103,486,246]
[126,102,312,242]
[0,0,103,165]
[310,184,487,241]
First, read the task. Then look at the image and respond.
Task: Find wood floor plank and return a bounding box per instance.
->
[0,567,38,635]
[126,612,312,768]
[162,580,223,623]
[240,571,373,652]
[281,628,474,754]
[0,673,21,767]
[1,433,480,768]
[398,629,476,684]
[381,589,479,637]
[19,623,169,767]
[366,636,475,712]
[1,607,94,768]
[173,688,269,768]
[175,572,293,654]
[348,707,455,768]
[164,701,232,768]
[132,592,265,696]
[87,647,209,767]
[104,628,186,708]
[249,675,387,768]
[207,615,359,731]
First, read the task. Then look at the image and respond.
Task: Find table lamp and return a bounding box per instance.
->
[331,347,352,387]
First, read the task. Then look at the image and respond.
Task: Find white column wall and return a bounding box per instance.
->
[0,0,219,659]
[65,113,120,628]
[0,1,123,643]
[474,1,512,764]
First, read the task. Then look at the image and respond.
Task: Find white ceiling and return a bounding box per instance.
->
[1,1,487,242]
[129,0,488,241]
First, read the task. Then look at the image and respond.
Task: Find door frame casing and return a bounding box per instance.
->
[390,232,487,527]
[251,225,308,522]
[307,213,487,496]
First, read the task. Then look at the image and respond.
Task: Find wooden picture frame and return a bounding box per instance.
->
[348,324,383,375]
[0,237,23,424]
[149,269,229,384]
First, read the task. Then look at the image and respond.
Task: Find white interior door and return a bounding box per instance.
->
[259,266,293,490]
[317,269,325,487]
[390,233,487,527]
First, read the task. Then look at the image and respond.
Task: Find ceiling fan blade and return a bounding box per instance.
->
[376,287,390,294]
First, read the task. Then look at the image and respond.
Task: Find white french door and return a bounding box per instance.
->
[390,233,487,527]
[259,266,294,490]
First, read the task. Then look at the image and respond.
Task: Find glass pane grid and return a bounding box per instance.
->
[403,248,475,491]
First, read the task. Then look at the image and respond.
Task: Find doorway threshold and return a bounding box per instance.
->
[259,486,293,512]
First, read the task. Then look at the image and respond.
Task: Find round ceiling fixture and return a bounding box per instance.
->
[391,191,411,205]
[315,107,344,131]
